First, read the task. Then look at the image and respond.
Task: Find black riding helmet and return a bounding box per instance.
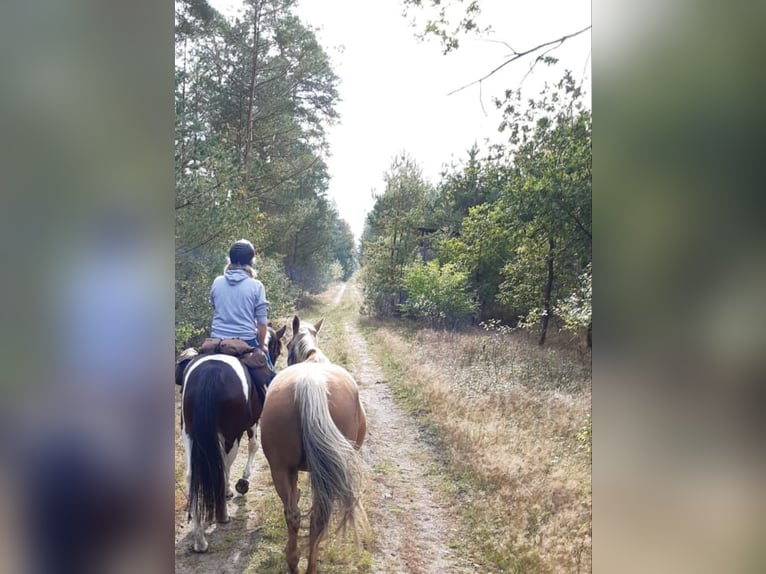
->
[229,239,255,265]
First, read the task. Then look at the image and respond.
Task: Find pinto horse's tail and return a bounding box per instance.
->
[186,362,226,524]
[295,373,366,542]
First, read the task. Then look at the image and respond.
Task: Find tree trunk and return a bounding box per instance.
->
[242,0,262,192]
[539,237,555,346]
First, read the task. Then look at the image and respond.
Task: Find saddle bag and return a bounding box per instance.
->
[241,348,268,369]
[198,337,254,357]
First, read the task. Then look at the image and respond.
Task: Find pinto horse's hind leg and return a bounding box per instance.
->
[272,468,301,574]
[236,425,258,495]
[217,437,238,524]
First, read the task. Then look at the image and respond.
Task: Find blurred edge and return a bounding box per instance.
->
[0,0,173,573]
[1,0,765,572]
[595,0,766,572]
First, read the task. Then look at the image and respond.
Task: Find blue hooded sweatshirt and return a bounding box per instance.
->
[210,268,269,340]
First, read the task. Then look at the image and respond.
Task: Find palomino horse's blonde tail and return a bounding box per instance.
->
[294,372,366,542]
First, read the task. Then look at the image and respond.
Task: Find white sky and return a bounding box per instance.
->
[208,0,591,241]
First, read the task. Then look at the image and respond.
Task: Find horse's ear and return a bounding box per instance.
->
[276,325,286,339]
[314,317,325,333]
[292,315,301,336]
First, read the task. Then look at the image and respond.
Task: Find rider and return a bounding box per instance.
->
[210,239,275,382]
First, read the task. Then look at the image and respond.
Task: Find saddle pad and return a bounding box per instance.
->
[175,347,199,386]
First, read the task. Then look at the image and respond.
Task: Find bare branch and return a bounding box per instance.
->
[447,25,592,96]
[479,79,487,117]
[474,38,517,55]
[578,48,592,92]
[520,43,563,87]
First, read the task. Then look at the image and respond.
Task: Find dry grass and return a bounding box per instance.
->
[362,321,592,573]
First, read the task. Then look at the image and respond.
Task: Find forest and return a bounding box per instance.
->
[175,0,591,350]
[175,0,356,348]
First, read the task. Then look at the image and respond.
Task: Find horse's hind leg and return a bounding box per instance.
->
[218,438,238,523]
[236,425,257,495]
[272,468,300,574]
[182,430,192,507]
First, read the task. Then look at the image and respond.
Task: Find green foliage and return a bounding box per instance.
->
[403,0,490,55]
[255,256,299,319]
[555,262,592,333]
[494,72,592,339]
[400,260,477,327]
[175,320,206,353]
[330,218,358,280]
[431,144,501,236]
[175,0,353,349]
[360,153,434,316]
[438,202,516,321]
[328,260,344,283]
[359,72,591,344]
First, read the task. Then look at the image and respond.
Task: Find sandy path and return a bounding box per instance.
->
[347,307,470,572]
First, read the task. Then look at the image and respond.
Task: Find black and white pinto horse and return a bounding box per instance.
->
[179,324,285,553]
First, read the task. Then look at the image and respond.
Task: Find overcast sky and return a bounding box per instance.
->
[208,0,591,241]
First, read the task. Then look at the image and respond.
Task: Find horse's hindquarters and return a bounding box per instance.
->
[260,377,303,469]
[181,357,254,552]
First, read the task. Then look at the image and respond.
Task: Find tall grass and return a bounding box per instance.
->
[362,320,592,573]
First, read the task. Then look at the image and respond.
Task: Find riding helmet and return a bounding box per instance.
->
[229,239,255,265]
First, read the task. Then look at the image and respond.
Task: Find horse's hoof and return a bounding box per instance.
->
[192,542,208,553]
[235,479,249,494]
[226,488,234,499]
[217,515,231,524]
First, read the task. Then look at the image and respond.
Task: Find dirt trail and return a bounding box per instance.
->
[343,283,471,574]
[175,282,470,573]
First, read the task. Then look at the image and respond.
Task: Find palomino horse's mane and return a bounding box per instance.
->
[290,327,329,364]
[287,316,329,365]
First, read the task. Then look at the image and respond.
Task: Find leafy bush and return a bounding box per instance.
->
[175,320,205,353]
[400,260,477,328]
[555,262,592,333]
[256,255,299,319]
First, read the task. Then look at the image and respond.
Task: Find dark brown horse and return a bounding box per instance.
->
[260,315,367,574]
[179,324,284,553]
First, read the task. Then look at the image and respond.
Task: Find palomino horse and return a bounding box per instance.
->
[179,324,285,553]
[260,315,368,574]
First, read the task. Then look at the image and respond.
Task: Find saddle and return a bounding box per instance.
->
[175,338,270,387]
